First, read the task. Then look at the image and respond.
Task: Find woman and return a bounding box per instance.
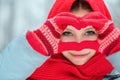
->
[26,0,120,80]
[0,0,120,80]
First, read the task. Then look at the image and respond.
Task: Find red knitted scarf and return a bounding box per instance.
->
[27,53,113,80]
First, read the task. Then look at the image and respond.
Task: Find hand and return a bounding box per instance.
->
[26,12,81,56]
[80,11,120,55]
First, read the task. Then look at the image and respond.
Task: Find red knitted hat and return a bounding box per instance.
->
[48,0,112,20]
[48,0,75,18]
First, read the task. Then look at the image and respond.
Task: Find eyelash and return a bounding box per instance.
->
[62,31,73,36]
[85,30,96,36]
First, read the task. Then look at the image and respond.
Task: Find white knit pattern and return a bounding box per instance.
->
[49,18,63,34]
[99,28,120,53]
[98,21,113,34]
[39,24,59,54]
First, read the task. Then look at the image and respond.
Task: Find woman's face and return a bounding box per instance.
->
[60,9,98,65]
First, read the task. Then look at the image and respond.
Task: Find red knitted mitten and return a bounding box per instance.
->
[82,12,120,55]
[26,12,82,56]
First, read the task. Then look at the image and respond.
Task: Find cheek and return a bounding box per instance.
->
[62,51,69,57]
[62,51,71,60]
[88,50,96,58]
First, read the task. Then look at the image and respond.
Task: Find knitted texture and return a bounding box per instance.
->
[26,54,113,80]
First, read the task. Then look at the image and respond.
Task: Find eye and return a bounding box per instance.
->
[62,31,73,36]
[85,30,96,36]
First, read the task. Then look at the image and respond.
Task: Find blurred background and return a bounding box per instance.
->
[0,0,120,51]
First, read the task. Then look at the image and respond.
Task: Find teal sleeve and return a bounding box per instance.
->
[104,51,120,80]
[107,51,120,72]
[0,34,49,80]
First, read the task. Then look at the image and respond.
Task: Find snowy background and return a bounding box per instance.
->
[0,0,120,51]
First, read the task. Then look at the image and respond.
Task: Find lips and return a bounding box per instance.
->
[71,53,89,58]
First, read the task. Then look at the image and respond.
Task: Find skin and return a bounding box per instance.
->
[60,8,98,65]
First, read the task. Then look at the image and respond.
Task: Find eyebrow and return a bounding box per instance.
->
[84,27,96,31]
[64,28,74,32]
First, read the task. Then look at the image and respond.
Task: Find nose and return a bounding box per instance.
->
[75,34,84,43]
